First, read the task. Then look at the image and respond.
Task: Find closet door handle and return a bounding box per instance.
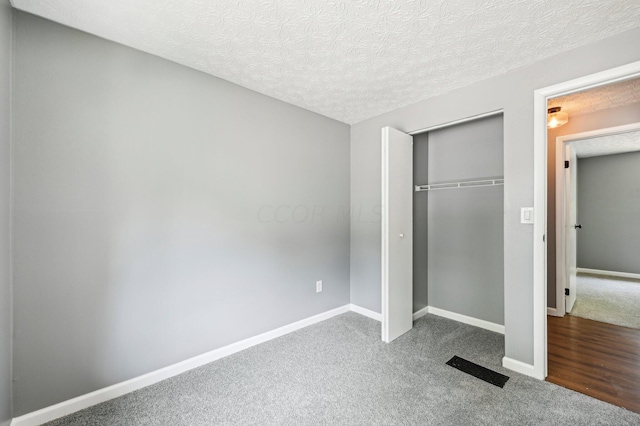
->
[574,224,582,229]
[399,233,404,238]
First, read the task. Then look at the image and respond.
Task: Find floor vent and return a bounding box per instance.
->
[446,355,509,388]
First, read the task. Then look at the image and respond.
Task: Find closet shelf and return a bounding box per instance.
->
[415,178,504,192]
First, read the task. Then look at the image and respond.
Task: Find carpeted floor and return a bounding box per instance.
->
[46,312,640,425]
[569,273,640,329]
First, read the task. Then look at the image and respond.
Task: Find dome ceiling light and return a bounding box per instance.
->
[548,106,569,128]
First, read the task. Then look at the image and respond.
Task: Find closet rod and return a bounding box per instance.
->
[408,109,503,136]
[415,178,504,192]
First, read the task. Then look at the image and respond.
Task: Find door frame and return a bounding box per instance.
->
[533,60,640,379]
[554,122,640,318]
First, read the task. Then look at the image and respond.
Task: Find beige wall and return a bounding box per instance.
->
[546,100,640,309]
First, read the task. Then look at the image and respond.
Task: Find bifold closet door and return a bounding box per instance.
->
[381,127,413,343]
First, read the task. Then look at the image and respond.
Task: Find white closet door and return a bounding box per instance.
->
[565,147,578,313]
[381,126,413,343]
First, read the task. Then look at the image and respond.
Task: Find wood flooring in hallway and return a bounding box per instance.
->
[547,314,640,413]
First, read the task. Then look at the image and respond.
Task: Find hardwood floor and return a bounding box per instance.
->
[547,314,640,413]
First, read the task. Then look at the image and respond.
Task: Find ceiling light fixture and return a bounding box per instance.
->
[547,106,569,129]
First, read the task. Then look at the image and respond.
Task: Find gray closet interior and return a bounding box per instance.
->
[413,114,505,325]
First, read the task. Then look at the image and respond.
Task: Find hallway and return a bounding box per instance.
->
[547,314,640,413]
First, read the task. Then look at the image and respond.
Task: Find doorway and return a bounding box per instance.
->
[547,122,640,412]
[552,122,640,319]
[534,63,640,410]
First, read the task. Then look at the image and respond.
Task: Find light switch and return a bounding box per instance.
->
[521,207,534,224]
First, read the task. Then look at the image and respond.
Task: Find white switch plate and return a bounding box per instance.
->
[521,207,534,224]
[316,280,322,293]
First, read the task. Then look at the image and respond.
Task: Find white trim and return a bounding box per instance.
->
[14,303,512,425]
[408,109,503,136]
[555,137,568,316]
[349,304,382,321]
[546,307,562,317]
[556,123,640,145]
[533,85,549,381]
[502,357,537,378]
[533,60,640,382]
[412,306,430,321]
[10,305,351,426]
[381,127,390,342]
[426,306,504,334]
[578,268,640,281]
[347,305,430,322]
[349,305,504,333]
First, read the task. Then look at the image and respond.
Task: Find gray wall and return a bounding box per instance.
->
[350,26,640,366]
[546,102,640,308]
[413,133,429,312]
[12,12,350,415]
[0,1,12,425]
[577,151,640,274]
[413,116,504,321]
[426,116,504,325]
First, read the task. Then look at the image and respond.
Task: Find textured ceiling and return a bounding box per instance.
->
[573,130,640,158]
[11,0,640,124]
[549,77,640,118]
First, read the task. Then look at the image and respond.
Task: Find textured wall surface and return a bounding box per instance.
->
[577,152,640,274]
[12,12,350,415]
[546,102,640,308]
[350,26,640,366]
[11,0,640,124]
[0,0,12,425]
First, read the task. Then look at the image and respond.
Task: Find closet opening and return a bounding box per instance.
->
[381,111,505,348]
[544,75,640,412]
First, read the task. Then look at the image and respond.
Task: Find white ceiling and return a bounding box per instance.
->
[549,78,640,118]
[573,130,640,158]
[11,0,640,124]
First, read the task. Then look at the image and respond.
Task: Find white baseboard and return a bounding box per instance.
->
[412,306,429,321]
[12,303,507,425]
[348,305,430,322]
[427,306,505,334]
[349,304,382,322]
[347,305,500,332]
[10,304,351,426]
[546,307,564,317]
[502,356,541,379]
[578,268,640,281]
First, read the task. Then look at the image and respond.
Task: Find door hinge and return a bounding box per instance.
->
[564,160,570,168]
[565,288,570,296]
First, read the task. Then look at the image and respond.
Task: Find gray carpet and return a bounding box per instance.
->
[570,273,640,329]
[46,312,640,425]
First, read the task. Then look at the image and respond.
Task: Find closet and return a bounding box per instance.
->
[381,114,504,342]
